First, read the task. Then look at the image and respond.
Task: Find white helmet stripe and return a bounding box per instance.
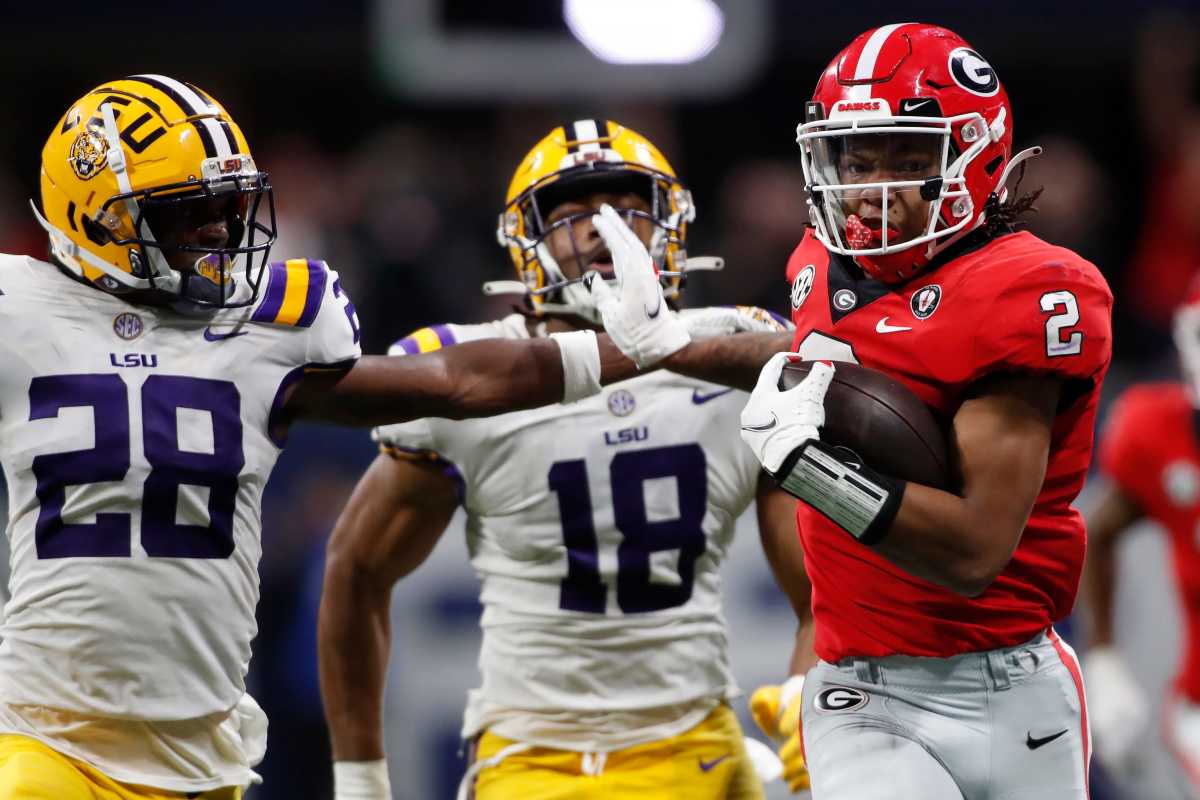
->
[130,74,216,115]
[572,119,602,153]
[848,23,912,100]
[198,118,234,157]
[127,74,234,157]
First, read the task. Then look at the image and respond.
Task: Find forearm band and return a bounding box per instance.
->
[774,440,906,545]
[333,759,391,800]
[550,329,602,403]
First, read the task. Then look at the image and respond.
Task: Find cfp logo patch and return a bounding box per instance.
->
[791,265,815,310]
[814,686,869,713]
[948,48,1000,97]
[112,311,144,341]
[69,128,110,180]
[911,284,942,319]
[607,389,636,417]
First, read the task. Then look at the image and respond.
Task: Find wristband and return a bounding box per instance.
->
[333,759,391,800]
[774,440,905,545]
[549,329,602,403]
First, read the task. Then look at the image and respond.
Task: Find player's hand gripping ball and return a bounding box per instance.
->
[740,354,832,474]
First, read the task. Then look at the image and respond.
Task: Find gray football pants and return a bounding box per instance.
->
[801,629,1091,799]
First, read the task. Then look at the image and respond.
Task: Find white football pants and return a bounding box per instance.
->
[801,629,1091,799]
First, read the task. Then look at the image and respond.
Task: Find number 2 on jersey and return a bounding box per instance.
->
[29,374,244,559]
[1041,290,1082,357]
[550,444,707,614]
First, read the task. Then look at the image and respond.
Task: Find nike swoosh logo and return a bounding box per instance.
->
[645,294,662,319]
[203,327,248,342]
[1026,729,1069,750]
[698,754,730,772]
[692,388,734,405]
[875,317,912,334]
[903,99,934,113]
[741,413,778,433]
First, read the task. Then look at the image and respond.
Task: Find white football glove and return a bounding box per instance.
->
[333,759,392,800]
[1083,647,1150,772]
[741,354,832,474]
[588,204,691,368]
[677,305,793,339]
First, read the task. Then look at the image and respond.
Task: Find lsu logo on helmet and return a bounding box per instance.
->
[68,128,109,180]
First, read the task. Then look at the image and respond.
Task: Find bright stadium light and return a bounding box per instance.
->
[563,0,725,64]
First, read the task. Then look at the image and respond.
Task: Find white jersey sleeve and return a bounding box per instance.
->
[248,258,362,367]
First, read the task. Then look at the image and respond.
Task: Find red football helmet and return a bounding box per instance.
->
[798,23,1028,284]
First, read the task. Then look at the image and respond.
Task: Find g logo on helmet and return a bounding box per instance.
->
[68,127,110,180]
[948,47,999,97]
[815,686,869,713]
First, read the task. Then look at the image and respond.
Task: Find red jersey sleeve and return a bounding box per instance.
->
[1098,388,1166,507]
[971,256,1113,389]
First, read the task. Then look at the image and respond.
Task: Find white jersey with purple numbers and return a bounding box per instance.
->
[376,314,762,752]
[0,254,360,789]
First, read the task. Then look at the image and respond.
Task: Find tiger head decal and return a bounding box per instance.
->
[68,127,109,180]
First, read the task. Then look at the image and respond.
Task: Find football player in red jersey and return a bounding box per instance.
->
[589,22,1113,799]
[1082,284,1200,796]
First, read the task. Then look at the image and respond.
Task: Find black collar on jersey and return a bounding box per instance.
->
[824,224,1013,324]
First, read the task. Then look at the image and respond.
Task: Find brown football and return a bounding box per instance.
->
[779,361,951,489]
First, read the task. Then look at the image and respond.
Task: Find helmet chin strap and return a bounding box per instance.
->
[915,147,1044,268]
[993,146,1043,204]
[29,200,151,290]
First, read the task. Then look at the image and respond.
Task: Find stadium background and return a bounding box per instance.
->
[0,1,1197,797]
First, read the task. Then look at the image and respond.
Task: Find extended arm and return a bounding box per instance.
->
[664,331,794,392]
[318,454,459,793]
[285,333,641,428]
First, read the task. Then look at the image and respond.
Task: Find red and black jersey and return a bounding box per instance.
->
[1099,384,1200,701]
[786,227,1113,661]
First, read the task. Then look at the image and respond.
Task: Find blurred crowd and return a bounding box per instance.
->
[0,5,1198,799]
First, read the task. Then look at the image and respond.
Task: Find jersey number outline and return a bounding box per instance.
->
[1040,290,1082,357]
[549,443,707,614]
[29,374,244,559]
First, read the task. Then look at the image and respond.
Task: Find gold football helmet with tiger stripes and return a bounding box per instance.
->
[35,75,275,307]
[495,119,696,321]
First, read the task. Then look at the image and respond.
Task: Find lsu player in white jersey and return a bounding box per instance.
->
[318,120,802,800]
[0,82,687,800]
